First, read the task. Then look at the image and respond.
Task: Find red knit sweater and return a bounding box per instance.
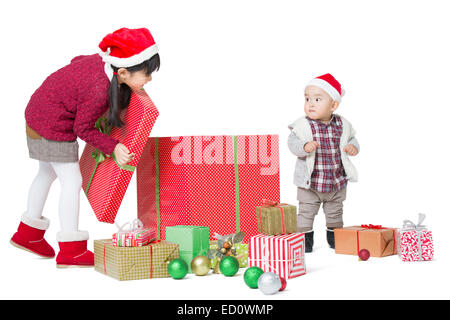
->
[25,54,118,155]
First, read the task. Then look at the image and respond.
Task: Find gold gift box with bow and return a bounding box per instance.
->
[94,239,179,281]
[256,200,297,235]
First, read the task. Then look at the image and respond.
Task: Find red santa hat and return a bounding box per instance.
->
[99,27,158,68]
[305,73,345,102]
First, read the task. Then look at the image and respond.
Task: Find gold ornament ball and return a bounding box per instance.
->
[191,256,211,276]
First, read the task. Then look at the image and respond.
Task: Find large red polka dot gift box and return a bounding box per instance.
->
[136,135,280,243]
[80,89,159,223]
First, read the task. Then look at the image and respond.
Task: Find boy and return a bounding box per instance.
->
[288,73,359,252]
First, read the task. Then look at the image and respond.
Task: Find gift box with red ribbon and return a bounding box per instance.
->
[136,135,280,243]
[94,239,179,281]
[249,233,306,279]
[256,200,297,235]
[397,214,434,262]
[334,224,397,257]
[112,219,157,247]
[80,89,159,223]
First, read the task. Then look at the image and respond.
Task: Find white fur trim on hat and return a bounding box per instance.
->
[305,78,345,103]
[21,214,50,230]
[56,230,89,242]
[99,44,159,68]
[104,62,114,81]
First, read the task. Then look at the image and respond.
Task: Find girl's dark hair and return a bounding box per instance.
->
[108,53,160,127]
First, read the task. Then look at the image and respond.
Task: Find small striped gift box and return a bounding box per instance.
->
[112,228,157,247]
[249,233,306,279]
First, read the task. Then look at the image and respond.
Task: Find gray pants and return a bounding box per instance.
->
[297,187,347,233]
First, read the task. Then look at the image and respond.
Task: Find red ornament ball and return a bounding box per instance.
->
[358,249,370,261]
[279,277,287,291]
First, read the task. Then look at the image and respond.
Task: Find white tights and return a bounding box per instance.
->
[25,161,82,232]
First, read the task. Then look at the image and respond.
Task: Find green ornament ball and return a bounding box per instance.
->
[244,266,264,289]
[168,259,188,279]
[219,256,240,277]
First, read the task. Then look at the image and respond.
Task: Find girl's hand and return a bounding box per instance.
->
[304,141,320,153]
[113,143,135,166]
[344,144,358,156]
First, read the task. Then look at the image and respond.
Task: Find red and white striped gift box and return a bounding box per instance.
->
[112,228,157,247]
[249,233,306,279]
[80,89,159,223]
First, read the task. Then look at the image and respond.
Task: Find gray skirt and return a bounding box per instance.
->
[27,136,79,162]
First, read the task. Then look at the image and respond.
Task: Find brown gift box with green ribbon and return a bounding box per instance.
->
[334,225,397,257]
[256,200,297,235]
[94,239,179,281]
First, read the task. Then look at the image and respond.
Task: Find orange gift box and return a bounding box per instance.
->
[334,225,397,257]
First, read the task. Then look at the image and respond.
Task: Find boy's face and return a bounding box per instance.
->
[304,86,339,123]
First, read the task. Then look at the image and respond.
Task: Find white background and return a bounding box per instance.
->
[1,0,449,300]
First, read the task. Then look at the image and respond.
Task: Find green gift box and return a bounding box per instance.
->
[165,225,210,273]
[209,241,248,268]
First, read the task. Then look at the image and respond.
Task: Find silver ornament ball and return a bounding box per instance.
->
[257,272,281,295]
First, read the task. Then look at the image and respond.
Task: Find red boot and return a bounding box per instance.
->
[11,215,55,258]
[56,231,94,268]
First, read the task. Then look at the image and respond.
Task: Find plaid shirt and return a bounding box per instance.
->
[308,115,347,193]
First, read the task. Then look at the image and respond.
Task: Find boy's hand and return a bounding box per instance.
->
[113,143,135,166]
[304,141,320,153]
[344,144,358,156]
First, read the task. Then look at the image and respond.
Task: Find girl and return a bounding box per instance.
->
[10,27,160,268]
